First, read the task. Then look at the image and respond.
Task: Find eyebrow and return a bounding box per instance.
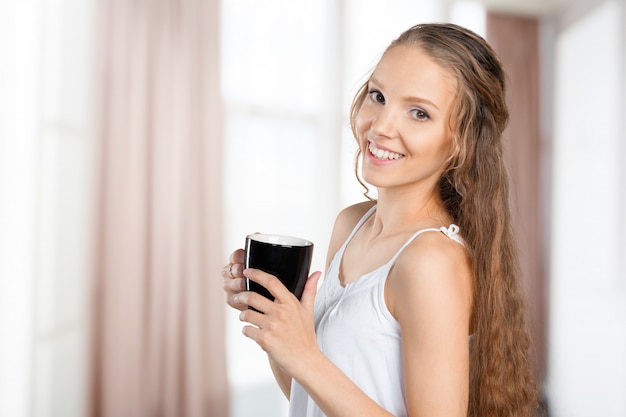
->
[369,77,440,110]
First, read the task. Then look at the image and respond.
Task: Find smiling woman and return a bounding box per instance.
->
[220,3,492,417]
[219,1,481,416]
[223,22,538,417]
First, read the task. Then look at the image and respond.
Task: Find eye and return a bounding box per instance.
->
[411,108,430,121]
[368,89,385,105]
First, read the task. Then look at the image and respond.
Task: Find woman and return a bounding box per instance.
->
[223,23,538,417]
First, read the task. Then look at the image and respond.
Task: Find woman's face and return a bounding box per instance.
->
[355,44,457,195]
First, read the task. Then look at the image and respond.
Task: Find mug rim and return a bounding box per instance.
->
[246,233,313,247]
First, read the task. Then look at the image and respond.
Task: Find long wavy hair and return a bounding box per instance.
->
[350,23,538,417]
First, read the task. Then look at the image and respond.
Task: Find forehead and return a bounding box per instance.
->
[371,44,457,107]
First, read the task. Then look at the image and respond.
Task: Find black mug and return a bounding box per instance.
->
[244,233,314,301]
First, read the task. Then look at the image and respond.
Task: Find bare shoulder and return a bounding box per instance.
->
[386,230,473,327]
[324,201,376,270]
[334,201,376,229]
[387,229,473,414]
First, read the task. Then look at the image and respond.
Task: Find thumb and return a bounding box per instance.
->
[300,271,322,311]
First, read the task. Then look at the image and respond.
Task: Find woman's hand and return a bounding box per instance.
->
[222,249,248,311]
[236,268,322,377]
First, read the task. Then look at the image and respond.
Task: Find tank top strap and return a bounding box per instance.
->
[343,204,377,247]
[387,223,463,266]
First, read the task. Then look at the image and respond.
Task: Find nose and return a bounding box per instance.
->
[370,105,397,138]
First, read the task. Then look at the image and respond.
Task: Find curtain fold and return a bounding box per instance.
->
[89,0,228,416]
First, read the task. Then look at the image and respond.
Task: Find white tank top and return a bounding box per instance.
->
[288,205,463,417]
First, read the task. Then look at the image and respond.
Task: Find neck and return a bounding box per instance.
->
[369,187,451,238]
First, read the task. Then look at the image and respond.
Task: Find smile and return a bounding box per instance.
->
[368,141,405,161]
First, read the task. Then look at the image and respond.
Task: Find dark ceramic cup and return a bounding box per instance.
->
[244,233,313,301]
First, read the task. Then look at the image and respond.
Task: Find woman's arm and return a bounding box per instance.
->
[387,232,473,416]
[290,348,396,416]
[269,357,292,399]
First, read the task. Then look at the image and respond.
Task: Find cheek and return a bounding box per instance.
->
[354,106,372,137]
[438,135,457,166]
[414,128,454,162]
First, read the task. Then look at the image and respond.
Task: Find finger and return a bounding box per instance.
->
[243,268,291,303]
[223,277,245,293]
[221,264,231,279]
[238,305,269,328]
[226,294,247,311]
[300,271,322,312]
[221,262,244,280]
[237,289,275,314]
[229,263,244,278]
[230,248,245,265]
[241,324,263,345]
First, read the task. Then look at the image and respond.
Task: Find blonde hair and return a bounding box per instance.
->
[350,23,538,417]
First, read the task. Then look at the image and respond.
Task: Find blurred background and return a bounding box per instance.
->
[0,0,624,416]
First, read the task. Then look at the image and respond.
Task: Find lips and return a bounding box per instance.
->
[368,141,405,161]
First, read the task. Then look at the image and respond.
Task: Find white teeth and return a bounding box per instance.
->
[368,142,403,160]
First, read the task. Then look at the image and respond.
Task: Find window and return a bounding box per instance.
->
[0,1,95,416]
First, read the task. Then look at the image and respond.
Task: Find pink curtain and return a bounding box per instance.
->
[88,0,228,416]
